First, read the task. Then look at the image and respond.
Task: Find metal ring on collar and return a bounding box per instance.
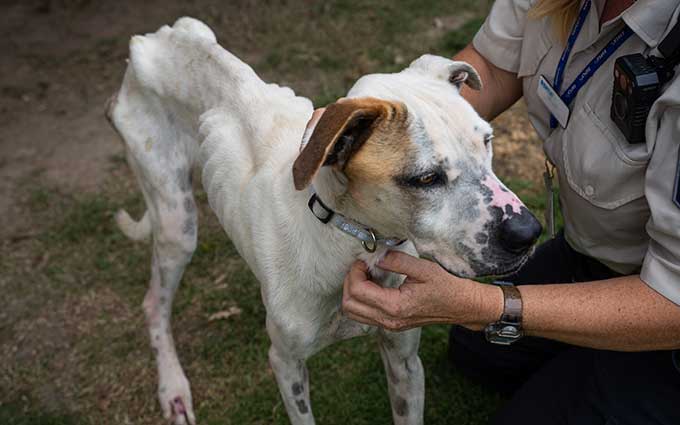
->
[361,228,377,253]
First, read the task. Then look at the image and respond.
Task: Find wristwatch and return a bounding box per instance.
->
[484,281,524,345]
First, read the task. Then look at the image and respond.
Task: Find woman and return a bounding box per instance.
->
[342,0,680,423]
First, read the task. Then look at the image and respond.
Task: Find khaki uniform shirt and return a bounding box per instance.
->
[474,0,680,305]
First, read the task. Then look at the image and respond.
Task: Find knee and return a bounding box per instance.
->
[142,287,164,322]
[268,345,282,368]
[156,214,197,258]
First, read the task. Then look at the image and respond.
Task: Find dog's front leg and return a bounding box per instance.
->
[377,328,425,425]
[268,344,315,425]
[266,318,316,425]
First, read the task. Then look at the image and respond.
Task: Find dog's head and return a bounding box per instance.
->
[293,54,541,278]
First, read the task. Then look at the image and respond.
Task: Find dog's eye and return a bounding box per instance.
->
[398,170,447,189]
[484,134,494,147]
[418,173,436,185]
[410,172,444,188]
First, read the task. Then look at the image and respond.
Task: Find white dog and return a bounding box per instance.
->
[107,17,540,425]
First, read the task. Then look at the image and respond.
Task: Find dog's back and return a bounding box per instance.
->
[106,17,313,424]
[108,16,312,239]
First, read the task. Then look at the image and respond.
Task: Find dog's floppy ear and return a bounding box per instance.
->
[408,54,482,91]
[448,62,482,90]
[292,98,389,190]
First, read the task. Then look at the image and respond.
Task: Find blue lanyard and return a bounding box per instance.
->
[549,0,635,128]
[553,0,593,94]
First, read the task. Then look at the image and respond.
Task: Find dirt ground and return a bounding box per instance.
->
[0,1,545,423]
[0,0,542,228]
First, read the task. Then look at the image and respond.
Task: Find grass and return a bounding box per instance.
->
[0,1,557,424]
[240,0,493,106]
[438,17,487,54]
[0,399,81,425]
[2,185,502,424]
[1,176,559,424]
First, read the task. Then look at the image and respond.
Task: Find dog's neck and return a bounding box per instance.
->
[305,152,405,246]
[298,116,405,255]
[294,111,410,289]
[301,171,407,285]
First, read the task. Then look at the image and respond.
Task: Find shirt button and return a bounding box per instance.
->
[585,185,595,197]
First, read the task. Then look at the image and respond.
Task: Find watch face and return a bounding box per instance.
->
[498,325,521,338]
[485,323,523,345]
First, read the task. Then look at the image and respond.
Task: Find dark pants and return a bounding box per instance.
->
[449,231,680,425]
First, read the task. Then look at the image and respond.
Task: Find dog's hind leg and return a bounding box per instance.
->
[129,154,199,425]
[377,328,425,425]
[109,93,199,424]
[145,186,198,425]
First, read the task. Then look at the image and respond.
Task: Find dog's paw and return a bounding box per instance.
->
[159,375,196,425]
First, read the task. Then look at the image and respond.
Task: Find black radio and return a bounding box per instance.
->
[611,20,680,144]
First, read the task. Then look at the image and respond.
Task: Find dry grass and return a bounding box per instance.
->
[1,0,549,423]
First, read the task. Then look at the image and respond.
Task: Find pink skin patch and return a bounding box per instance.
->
[482,175,524,219]
[171,397,187,418]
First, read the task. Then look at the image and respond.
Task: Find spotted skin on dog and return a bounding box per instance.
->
[108,17,540,425]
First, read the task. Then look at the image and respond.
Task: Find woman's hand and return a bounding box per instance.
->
[342,251,503,332]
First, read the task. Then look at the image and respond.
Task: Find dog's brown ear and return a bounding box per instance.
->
[292,98,390,190]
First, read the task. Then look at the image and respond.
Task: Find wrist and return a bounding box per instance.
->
[461,281,504,330]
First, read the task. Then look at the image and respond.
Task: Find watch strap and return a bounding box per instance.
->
[498,281,522,326]
[484,281,524,345]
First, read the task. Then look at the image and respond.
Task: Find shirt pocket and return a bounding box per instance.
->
[561,101,651,209]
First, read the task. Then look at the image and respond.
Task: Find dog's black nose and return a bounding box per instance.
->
[499,207,542,253]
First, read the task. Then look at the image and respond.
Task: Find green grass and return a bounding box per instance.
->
[0,1,559,423]
[0,399,82,425]
[242,0,492,107]
[4,177,554,424]
[438,17,486,54]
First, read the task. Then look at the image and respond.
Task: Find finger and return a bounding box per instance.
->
[344,272,402,312]
[349,259,370,280]
[377,251,435,281]
[343,261,369,302]
[342,295,409,331]
[344,261,380,301]
[342,298,382,326]
[344,297,411,332]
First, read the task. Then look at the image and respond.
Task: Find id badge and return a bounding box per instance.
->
[537,75,570,128]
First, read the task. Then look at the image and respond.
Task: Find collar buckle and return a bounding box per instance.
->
[308,193,334,224]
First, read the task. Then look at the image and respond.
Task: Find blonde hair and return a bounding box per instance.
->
[528,0,582,45]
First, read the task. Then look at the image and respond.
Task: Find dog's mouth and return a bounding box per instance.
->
[485,254,530,279]
[423,252,530,280]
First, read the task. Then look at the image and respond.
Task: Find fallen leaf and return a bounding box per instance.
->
[208,306,242,322]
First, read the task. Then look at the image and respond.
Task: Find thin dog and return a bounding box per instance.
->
[107,17,541,425]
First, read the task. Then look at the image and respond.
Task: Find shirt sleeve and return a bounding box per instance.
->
[640,106,680,307]
[472,0,534,73]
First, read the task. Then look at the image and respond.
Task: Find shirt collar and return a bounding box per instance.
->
[573,0,680,54]
[622,0,680,48]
